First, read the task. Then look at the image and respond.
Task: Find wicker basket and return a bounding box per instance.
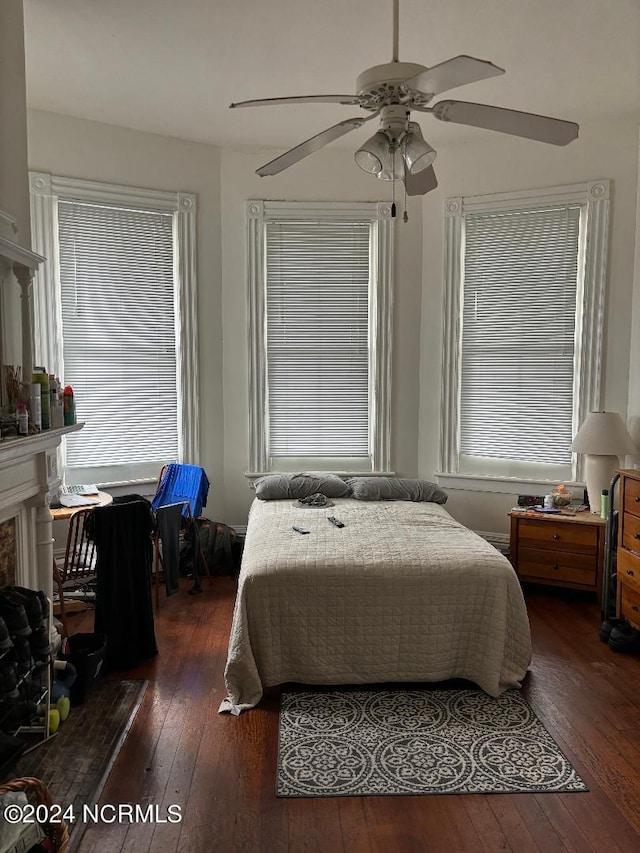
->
[0,776,69,853]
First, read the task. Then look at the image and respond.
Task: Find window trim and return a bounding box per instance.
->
[29,172,199,478]
[246,199,393,474]
[439,180,610,488]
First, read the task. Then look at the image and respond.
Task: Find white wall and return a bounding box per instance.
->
[27,110,226,520]
[27,113,425,527]
[26,109,640,534]
[220,148,424,524]
[418,117,640,533]
[0,0,32,375]
[0,0,31,246]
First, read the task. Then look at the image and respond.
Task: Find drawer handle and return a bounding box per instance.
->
[633,605,640,613]
[635,533,640,540]
[627,569,635,577]
[552,563,560,570]
[552,534,560,541]
[636,497,640,503]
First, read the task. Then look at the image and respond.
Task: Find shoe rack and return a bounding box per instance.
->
[0,597,53,751]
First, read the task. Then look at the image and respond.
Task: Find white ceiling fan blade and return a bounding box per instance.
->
[404,163,438,196]
[256,117,367,176]
[230,94,361,108]
[405,55,504,97]
[432,100,579,145]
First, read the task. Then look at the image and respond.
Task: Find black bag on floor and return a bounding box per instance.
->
[67,632,107,705]
[180,518,237,576]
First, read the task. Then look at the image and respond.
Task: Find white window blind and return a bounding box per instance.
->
[460,204,581,465]
[265,219,371,458]
[58,199,179,474]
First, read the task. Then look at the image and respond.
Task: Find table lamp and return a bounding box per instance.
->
[569,411,637,513]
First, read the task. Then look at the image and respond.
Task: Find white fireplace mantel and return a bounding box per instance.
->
[0,424,83,603]
[0,211,46,391]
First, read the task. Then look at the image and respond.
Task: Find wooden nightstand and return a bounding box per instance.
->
[509,510,605,599]
[616,469,640,627]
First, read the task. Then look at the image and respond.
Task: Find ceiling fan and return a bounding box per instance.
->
[229,0,579,198]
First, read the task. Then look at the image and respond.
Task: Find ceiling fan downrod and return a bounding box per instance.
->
[392,0,399,62]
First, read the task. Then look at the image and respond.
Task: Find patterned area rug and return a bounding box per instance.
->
[277,688,588,797]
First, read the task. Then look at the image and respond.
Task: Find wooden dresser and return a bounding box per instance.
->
[616,469,640,627]
[509,510,605,599]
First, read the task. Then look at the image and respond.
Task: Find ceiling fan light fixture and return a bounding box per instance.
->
[354,131,390,174]
[403,122,437,173]
[376,146,404,182]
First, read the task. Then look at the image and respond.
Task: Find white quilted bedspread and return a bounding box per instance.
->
[219,499,531,713]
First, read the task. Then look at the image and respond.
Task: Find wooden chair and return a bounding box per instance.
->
[52,507,97,638]
[151,464,213,608]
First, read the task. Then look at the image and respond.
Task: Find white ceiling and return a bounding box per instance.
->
[23,0,640,154]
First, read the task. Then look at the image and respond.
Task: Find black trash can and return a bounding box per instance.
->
[67,632,107,705]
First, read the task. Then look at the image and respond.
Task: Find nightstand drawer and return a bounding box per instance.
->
[622,512,640,555]
[618,548,640,595]
[517,547,597,586]
[518,518,597,554]
[620,583,640,627]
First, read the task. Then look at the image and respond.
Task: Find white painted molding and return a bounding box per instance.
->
[0,223,45,400]
[0,209,18,241]
[246,200,267,473]
[371,206,393,473]
[440,179,610,483]
[30,172,63,378]
[28,171,199,472]
[439,205,463,474]
[456,180,609,213]
[176,191,199,463]
[436,471,585,495]
[0,236,44,270]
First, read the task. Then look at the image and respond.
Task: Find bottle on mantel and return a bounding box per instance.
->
[16,403,28,436]
[29,383,42,430]
[63,385,76,426]
[33,368,50,430]
[49,375,64,429]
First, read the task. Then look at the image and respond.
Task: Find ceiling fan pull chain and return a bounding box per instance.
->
[403,182,408,223]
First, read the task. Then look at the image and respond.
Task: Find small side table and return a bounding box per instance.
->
[509,509,605,600]
[50,490,113,521]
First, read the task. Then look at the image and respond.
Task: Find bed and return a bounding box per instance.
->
[219,491,531,714]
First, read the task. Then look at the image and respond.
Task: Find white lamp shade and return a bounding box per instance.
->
[376,146,404,182]
[570,411,637,513]
[354,131,389,175]
[569,411,637,456]
[403,123,437,174]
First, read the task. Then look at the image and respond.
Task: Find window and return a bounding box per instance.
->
[247,200,393,474]
[440,181,609,487]
[29,173,198,485]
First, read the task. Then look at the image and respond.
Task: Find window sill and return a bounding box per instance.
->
[435,472,585,496]
[244,471,396,480]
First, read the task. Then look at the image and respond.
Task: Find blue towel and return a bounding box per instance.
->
[151,463,210,519]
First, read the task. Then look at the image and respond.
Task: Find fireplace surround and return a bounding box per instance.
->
[0,206,82,622]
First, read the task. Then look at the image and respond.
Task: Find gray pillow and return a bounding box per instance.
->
[251,473,351,501]
[346,477,448,504]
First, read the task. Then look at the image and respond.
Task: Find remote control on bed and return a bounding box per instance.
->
[292,526,310,534]
[327,516,345,528]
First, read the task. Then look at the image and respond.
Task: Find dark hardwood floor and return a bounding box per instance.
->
[71,579,640,853]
